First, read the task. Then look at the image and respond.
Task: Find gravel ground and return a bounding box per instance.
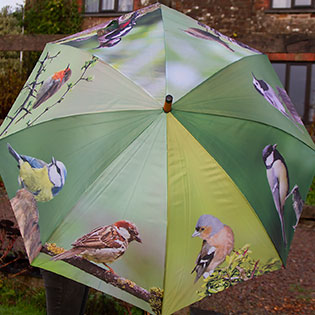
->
[175,220,315,315]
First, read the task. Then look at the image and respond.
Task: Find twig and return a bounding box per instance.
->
[0,51,60,137]
[28,56,97,126]
[250,259,260,279]
[0,254,21,269]
[0,238,16,262]
[9,266,29,278]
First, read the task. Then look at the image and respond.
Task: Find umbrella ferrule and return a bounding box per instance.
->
[163,95,173,113]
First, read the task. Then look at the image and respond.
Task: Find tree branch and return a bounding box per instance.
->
[8,189,163,314]
[41,245,152,303]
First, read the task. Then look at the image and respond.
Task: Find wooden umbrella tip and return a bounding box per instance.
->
[163,95,173,113]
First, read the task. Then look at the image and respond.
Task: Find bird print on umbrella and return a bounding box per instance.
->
[52,220,142,273]
[192,215,234,283]
[7,143,67,202]
[32,65,72,109]
[183,27,235,52]
[197,21,262,54]
[262,144,289,246]
[95,11,139,48]
[252,73,303,126]
[276,87,303,125]
[286,185,304,230]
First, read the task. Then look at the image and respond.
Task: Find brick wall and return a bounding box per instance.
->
[142,0,315,53]
[80,0,315,54]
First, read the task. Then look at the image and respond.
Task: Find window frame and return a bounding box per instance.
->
[84,0,134,15]
[269,0,315,11]
[272,61,314,123]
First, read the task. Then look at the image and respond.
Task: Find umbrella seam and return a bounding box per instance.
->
[170,114,285,266]
[44,112,164,247]
[172,54,262,105]
[172,109,315,151]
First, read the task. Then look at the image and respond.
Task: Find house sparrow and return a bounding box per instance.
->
[52,220,141,272]
[192,214,234,283]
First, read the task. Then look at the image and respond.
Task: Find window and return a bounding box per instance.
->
[271,0,314,8]
[85,0,133,13]
[272,63,315,122]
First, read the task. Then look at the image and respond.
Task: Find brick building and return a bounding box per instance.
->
[77,0,315,122]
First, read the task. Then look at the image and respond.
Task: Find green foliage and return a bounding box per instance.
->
[0,7,41,120]
[305,176,315,206]
[0,67,27,120]
[0,304,45,315]
[0,50,41,120]
[199,245,281,297]
[85,289,143,315]
[24,0,82,34]
[0,274,144,315]
[0,274,46,313]
[0,6,22,35]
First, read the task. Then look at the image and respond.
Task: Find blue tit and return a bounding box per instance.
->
[262,144,289,246]
[192,214,234,283]
[7,143,67,202]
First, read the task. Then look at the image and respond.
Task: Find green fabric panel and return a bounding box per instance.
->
[0,110,160,244]
[163,114,281,315]
[32,113,168,313]
[63,8,166,103]
[0,43,161,139]
[172,110,315,262]
[173,54,314,149]
[161,5,258,102]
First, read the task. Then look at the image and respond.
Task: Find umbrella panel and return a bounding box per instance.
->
[163,113,282,313]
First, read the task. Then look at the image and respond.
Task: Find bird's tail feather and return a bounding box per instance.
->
[7,143,21,162]
[51,248,82,261]
[279,217,287,246]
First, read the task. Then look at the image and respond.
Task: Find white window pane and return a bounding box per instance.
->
[118,0,133,11]
[289,65,307,117]
[102,0,115,10]
[294,0,312,6]
[272,0,291,8]
[272,63,286,86]
[85,0,99,12]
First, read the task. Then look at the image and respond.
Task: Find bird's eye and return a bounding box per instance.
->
[201,228,204,231]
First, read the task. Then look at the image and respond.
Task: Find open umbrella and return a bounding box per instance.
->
[0,3,314,314]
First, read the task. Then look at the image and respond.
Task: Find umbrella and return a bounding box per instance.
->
[0,3,314,314]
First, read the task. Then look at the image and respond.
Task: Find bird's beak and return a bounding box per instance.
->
[192,230,200,237]
[135,236,142,243]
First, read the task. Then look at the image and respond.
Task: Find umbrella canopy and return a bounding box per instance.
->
[0,3,314,314]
